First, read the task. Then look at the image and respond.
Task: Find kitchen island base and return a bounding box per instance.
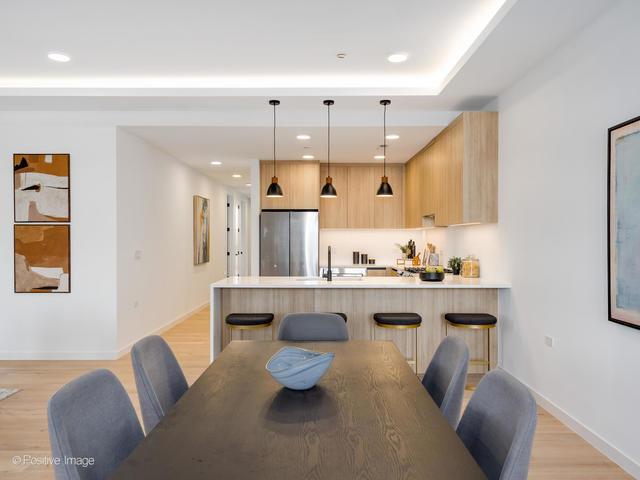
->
[212,286,500,374]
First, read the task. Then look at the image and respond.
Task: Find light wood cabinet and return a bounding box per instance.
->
[374,164,404,228]
[320,163,404,229]
[404,112,498,227]
[260,161,319,210]
[319,164,348,228]
[347,165,376,228]
[290,162,320,209]
[404,155,421,228]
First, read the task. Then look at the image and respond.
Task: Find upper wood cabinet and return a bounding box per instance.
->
[260,161,319,210]
[347,165,376,228]
[374,164,404,228]
[319,164,349,228]
[404,112,498,227]
[319,163,404,229]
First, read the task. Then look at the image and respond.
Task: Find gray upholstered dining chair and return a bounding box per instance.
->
[421,336,469,428]
[456,370,537,480]
[131,335,189,433]
[277,313,349,341]
[47,369,144,480]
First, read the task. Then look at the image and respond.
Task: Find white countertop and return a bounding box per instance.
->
[211,275,510,289]
[319,264,396,269]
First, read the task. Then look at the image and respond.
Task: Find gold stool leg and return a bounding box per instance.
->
[487,328,491,372]
[415,327,419,375]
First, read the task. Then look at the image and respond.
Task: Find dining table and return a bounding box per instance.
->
[112,340,486,479]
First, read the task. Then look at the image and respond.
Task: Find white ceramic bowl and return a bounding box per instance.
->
[266,347,335,390]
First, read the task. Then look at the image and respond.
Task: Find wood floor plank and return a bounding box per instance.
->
[0,306,631,479]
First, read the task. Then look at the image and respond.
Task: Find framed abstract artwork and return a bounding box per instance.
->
[14,224,71,293]
[14,153,70,222]
[193,195,210,265]
[608,115,640,329]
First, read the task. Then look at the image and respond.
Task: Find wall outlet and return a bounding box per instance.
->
[544,335,555,348]
[134,250,142,260]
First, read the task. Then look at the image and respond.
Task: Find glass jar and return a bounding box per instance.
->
[461,256,480,278]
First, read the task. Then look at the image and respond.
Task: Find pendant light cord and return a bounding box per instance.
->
[383,102,387,177]
[273,102,277,176]
[327,102,331,177]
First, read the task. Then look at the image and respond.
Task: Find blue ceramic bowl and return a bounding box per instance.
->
[266,347,335,390]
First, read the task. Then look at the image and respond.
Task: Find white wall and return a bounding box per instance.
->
[319,229,425,267]
[424,224,502,279]
[491,0,640,474]
[319,225,503,276]
[116,129,238,352]
[0,114,118,359]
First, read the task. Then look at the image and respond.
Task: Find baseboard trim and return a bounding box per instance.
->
[500,367,640,478]
[0,303,210,361]
[116,302,209,358]
[0,350,124,360]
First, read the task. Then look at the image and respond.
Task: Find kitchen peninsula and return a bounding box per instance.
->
[210,276,510,373]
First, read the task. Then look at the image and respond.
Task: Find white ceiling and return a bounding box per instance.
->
[2,0,616,192]
[123,125,444,191]
[1,0,510,94]
[0,0,613,109]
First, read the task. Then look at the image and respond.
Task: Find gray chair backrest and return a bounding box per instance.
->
[456,370,537,480]
[47,369,144,480]
[131,335,189,433]
[277,313,349,341]
[422,336,469,428]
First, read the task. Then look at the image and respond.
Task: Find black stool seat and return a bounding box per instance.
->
[374,312,422,327]
[445,313,497,326]
[225,313,274,326]
[331,312,347,322]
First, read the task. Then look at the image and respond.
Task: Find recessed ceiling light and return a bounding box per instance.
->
[245,183,252,187]
[47,52,71,63]
[296,134,311,140]
[386,134,400,140]
[336,53,347,59]
[232,174,242,178]
[387,53,408,63]
[302,155,315,160]
[374,155,386,160]
[210,161,222,165]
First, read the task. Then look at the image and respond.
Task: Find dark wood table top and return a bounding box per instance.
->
[113,341,485,480]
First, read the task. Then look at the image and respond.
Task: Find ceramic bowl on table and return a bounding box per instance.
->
[266,347,335,390]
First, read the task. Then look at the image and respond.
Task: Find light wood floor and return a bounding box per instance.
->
[0,307,631,479]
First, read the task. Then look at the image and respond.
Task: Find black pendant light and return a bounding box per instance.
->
[376,99,394,197]
[320,99,337,198]
[266,99,284,198]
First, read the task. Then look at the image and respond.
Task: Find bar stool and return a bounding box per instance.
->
[329,312,347,322]
[444,313,497,388]
[373,313,422,374]
[225,313,275,341]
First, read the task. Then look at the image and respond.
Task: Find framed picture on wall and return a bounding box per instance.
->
[14,154,70,222]
[608,115,640,329]
[193,195,210,265]
[14,224,71,293]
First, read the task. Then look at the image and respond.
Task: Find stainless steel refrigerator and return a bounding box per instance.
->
[260,210,319,276]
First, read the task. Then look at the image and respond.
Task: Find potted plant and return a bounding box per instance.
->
[396,242,412,259]
[448,256,462,275]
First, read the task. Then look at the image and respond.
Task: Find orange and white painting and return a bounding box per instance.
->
[14,154,70,222]
[14,225,70,293]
